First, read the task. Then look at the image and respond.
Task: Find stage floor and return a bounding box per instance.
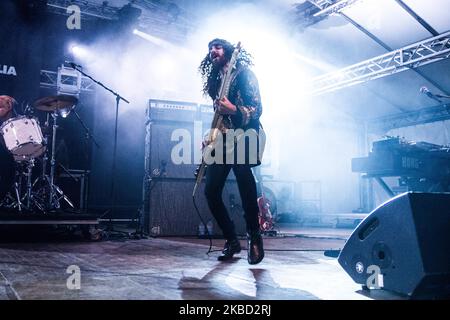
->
[0,225,407,300]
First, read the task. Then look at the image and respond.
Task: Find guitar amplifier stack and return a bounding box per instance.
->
[144,99,213,179]
[147,99,214,123]
[142,99,246,236]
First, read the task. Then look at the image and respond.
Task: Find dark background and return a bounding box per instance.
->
[0,0,146,218]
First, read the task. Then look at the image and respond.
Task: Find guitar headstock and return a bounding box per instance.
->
[230,41,242,69]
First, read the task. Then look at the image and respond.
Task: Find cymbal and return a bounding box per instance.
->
[33,95,78,112]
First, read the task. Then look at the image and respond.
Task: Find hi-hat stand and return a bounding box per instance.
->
[31,94,80,212]
[46,111,74,210]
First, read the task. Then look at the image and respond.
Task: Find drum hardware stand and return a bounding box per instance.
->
[21,158,46,212]
[69,64,130,236]
[0,165,23,212]
[1,179,24,212]
[29,110,74,213]
[13,181,23,212]
[44,111,75,211]
[25,159,36,210]
[13,169,24,212]
[3,159,46,213]
[49,112,58,207]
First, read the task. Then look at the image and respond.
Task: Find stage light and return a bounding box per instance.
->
[132,29,172,49]
[58,107,71,118]
[117,3,141,32]
[118,3,142,23]
[69,44,88,58]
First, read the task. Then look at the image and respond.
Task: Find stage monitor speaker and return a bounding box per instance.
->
[338,192,450,299]
[143,177,247,237]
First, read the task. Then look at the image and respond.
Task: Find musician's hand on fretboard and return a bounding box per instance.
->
[215,97,237,115]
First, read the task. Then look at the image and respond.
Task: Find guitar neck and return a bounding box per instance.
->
[207,42,241,142]
[210,110,223,129]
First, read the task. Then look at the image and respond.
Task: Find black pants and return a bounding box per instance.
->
[205,163,259,240]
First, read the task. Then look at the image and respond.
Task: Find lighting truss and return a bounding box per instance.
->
[46,0,118,20]
[368,103,450,133]
[308,0,362,17]
[46,0,195,42]
[133,0,196,42]
[137,13,192,42]
[311,31,450,95]
[40,70,95,92]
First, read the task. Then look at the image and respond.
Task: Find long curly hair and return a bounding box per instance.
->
[199,38,253,99]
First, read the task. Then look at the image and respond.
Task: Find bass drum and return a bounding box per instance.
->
[0,142,14,202]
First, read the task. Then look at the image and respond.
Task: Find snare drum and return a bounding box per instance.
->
[0,116,46,161]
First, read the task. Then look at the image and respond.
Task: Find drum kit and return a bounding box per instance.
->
[0,95,78,213]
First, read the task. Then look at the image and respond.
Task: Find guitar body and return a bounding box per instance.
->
[257,194,274,232]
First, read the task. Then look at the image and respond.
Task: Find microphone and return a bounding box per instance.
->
[420,86,442,103]
[64,61,82,68]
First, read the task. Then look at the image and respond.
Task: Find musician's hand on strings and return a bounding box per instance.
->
[216,97,237,115]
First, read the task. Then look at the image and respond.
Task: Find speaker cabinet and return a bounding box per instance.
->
[143,177,247,237]
[145,121,197,179]
[338,192,450,298]
[145,114,212,180]
[143,109,247,237]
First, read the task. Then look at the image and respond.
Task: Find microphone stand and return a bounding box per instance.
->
[72,106,100,149]
[71,64,130,237]
[70,106,100,214]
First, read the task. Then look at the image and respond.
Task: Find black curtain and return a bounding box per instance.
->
[0,0,45,105]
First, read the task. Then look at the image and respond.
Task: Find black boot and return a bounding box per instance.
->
[218,239,241,261]
[247,230,264,265]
